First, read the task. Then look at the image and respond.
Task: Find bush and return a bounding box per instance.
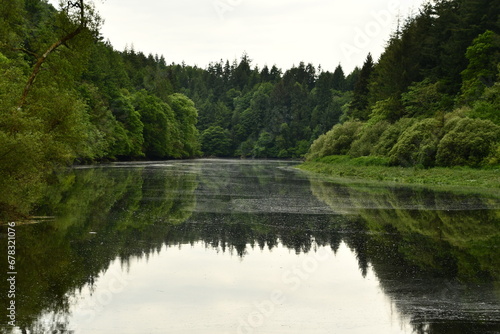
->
[486,143,500,166]
[373,118,416,156]
[436,117,500,167]
[317,121,363,157]
[349,121,389,157]
[306,133,327,161]
[389,118,442,167]
[350,156,390,166]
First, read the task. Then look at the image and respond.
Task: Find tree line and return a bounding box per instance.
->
[168,54,359,158]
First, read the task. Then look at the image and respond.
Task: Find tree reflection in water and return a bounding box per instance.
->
[0,160,498,333]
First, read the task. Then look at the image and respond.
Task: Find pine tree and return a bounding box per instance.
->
[332,64,346,91]
[347,54,373,120]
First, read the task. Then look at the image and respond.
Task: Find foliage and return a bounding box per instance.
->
[368,97,403,123]
[401,79,448,118]
[0,0,201,217]
[306,0,500,172]
[388,118,442,167]
[306,121,363,160]
[459,30,500,105]
[467,79,500,125]
[349,121,390,157]
[168,93,201,157]
[346,54,374,121]
[201,126,232,157]
[436,117,500,167]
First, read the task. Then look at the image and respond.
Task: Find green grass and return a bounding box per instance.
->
[298,155,500,194]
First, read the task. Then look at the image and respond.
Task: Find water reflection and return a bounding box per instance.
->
[0,159,499,333]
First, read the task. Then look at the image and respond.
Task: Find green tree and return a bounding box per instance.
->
[373,118,416,156]
[19,0,101,107]
[253,131,274,158]
[168,93,201,157]
[110,93,145,157]
[347,54,373,120]
[401,79,448,118]
[201,126,231,157]
[459,30,500,105]
[132,90,174,158]
[468,80,500,125]
[332,64,346,91]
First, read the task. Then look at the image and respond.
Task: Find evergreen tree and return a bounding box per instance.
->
[347,54,373,120]
[332,64,346,91]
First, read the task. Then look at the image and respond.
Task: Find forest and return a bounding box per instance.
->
[0,0,499,218]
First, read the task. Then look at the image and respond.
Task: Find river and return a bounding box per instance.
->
[1,159,499,333]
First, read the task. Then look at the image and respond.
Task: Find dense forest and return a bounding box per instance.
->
[1,0,499,218]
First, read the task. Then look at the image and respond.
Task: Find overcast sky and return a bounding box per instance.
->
[48,0,427,73]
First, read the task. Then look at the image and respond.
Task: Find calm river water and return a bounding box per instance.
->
[1,159,499,334]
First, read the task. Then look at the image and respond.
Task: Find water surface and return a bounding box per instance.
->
[1,159,499,333]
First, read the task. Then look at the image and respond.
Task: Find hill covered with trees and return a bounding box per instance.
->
[1,0,499,218]
[306,0,500,168]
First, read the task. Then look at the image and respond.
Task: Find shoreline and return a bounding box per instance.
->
[297,159,500,197]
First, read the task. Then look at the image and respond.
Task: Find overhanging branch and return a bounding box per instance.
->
[18,0,85,108]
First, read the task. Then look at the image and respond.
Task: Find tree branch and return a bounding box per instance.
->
[18,0,85,108]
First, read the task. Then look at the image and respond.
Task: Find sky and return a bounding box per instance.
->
[47,0,428,73]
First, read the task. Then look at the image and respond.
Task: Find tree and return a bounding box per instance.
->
[232,52,252,90]
[132,90,173,158]
[253,131,274,158]
[19,0,101,107]
[349,121,390,157]
[468,80,500,125]
[0,0,25,53]
[459,30,500,105]
[201,126,231,157]
[332,64,346,91]
[168,93,201,157]
[401,79,447,118]
[306,121,364,160]
[347,54,373,120]
[110,93,145,158]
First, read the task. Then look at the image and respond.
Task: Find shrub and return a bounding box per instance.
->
[389,118,442,167]
[349,121,389,157]
[306,134,327,160]
[436,117,500,167]
[319,121,364,157]
[373,118,416,156]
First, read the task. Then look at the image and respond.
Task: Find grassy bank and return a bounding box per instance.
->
[298,156,500,193]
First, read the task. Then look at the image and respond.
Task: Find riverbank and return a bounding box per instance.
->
[298,156,500,194]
